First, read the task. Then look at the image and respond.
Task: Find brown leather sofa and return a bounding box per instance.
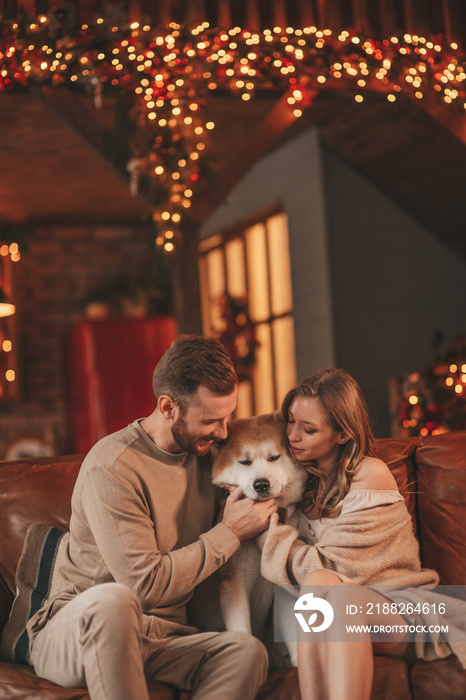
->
[0,432,465,699]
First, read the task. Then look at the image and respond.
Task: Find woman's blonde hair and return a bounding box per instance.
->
[281,368,377,519]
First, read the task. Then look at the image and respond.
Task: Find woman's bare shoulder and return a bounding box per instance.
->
[349,456,399,492]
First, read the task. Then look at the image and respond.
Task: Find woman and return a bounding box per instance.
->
[258,368,465,700]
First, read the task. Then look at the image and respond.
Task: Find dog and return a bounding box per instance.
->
[211,412,307,661]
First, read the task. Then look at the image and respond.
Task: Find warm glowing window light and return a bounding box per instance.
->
[199,212,296,417]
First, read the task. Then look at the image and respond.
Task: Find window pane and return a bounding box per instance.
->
[225,238,246,297]
[198,256,210,334]
[236,381,253,418]
[205,248,225,331]
[267,213,293,316]
[272,316,297,404]
[199,212,297,420]
[245,223,270,323]
[253,323,275,414]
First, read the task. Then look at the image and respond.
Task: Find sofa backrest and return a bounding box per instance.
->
[415,432,466,585]
[0,456,83,595]
[0,432,464,610]
[375,436,419,526]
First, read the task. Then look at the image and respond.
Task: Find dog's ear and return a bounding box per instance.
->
[272,410,285,427]
[260,411,284,424]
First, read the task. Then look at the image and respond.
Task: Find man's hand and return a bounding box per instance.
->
[222,486,277,541]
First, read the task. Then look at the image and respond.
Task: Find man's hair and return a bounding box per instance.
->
[153,335,238,411]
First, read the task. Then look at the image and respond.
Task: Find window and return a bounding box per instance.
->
[199,211,296,417]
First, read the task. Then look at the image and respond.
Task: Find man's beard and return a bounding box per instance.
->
[171,415,216,456]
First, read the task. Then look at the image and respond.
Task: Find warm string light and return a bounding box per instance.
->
[398,343,466,436]
[0,241,19,390]
[0,242,21,262]
[2,18,466,250]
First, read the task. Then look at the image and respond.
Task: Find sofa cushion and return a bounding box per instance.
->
[179,659,413,700]
[0,661,178,699]
[410,656,466,700]
[0,524,68,665]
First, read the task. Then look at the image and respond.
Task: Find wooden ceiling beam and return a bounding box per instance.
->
[409,91,466,147]
[34,86,109,156]
[190,90,318,225]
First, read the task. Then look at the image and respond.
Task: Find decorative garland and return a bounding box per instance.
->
[2,11,466,251]
[397,335,466,436]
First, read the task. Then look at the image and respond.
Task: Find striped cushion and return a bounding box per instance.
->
[0,524,67,664]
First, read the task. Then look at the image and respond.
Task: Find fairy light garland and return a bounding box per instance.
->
[397,337,466,436]
[1,15,466,251]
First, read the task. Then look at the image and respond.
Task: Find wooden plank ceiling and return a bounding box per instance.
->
[1,0,466,259]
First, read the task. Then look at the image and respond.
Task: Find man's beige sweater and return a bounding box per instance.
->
[28,420,240,644]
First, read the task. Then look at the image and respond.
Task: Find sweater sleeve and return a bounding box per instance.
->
[259,513,326,585]
[259,503,438,588]
[76,464,240,612]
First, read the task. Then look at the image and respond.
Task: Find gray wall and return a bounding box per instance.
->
[322,144,466,435]
[201,127,466,436]
[201,128,336,379]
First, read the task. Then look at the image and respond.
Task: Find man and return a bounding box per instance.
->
[27,335,277,700]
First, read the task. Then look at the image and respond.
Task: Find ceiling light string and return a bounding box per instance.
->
[1,15,465,250]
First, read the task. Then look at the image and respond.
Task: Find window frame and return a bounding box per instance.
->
[199,205,296,416]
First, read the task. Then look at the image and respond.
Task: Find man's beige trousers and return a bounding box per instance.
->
[30,583,268,700]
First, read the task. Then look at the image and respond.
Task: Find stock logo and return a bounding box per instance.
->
[294,592,334,633]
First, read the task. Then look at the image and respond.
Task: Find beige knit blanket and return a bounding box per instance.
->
[260,500,439,587]
[259,501,466,668]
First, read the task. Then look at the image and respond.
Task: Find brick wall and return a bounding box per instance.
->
[0,223,171,457]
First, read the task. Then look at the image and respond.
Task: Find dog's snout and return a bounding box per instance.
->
[253,478,270,495]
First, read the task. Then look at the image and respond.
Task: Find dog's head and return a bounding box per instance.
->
[212,413,307,508]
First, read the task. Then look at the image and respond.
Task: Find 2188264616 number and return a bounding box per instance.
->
[345,601,447,615]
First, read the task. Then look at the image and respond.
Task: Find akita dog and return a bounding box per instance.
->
[212,413,307,649]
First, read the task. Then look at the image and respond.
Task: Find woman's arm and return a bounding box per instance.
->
[259,502,438,588]
[258,512,325,585]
